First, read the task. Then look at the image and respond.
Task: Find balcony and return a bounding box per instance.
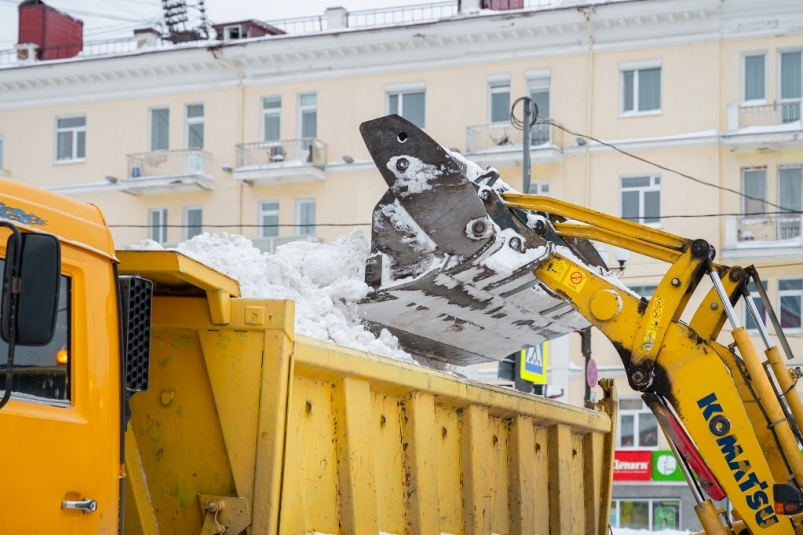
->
[463,120,563,168]
[121,149,214,195]
[724,102,803,151]
[233,139,327,185]
[723,214,803,260]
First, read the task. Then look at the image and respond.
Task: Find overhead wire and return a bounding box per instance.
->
[544,119,797,213]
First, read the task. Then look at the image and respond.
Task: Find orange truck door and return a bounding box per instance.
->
[0,251,120,533]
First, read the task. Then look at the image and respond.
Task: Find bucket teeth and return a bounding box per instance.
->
[358,114,598,365]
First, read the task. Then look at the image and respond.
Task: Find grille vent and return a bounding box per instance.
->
[119,276,152,392]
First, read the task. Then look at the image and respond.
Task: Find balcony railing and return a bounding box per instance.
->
[127,149,211,178]
[726,215,802,245]
[236,139,327,170]
[0,36,168,67]
[251,235,324,255]
[727,102,802,132]
[465,119,557,153]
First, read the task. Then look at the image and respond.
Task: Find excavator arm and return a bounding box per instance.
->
[357,115,803,535]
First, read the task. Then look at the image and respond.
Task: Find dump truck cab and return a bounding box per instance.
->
[0,179,123,532]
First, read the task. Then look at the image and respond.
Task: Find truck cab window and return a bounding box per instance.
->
[0,258,71,405]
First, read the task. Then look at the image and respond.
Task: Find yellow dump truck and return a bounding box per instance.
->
[0,179,617,534]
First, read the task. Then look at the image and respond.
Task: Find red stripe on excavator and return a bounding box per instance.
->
[643,393,726,501]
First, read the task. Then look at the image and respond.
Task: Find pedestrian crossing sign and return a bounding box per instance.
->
[520,342,548,384]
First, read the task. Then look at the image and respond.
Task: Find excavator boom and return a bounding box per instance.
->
[358,114,803,535]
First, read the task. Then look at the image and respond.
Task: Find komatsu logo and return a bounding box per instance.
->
[698,393,778,528]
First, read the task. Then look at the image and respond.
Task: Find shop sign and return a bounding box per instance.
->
[613,450,651,481]
[652,450,685,482]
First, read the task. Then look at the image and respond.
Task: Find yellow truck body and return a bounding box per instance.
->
[0,178,616,534]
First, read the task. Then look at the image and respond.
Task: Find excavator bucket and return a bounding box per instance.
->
[357,115,608,365]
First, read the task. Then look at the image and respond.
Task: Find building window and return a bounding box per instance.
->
[779,278,803,330]
[489,82,510,123]
[745,279,768,331]
[743,53,766,102]
[295,198,316,236]
[223,24,244,40]
[529,75,551,145]
[299,93,317,139]
[621,175,660,225]
[184,206,203,241]
[618,398,658,449]
[610,499,681,530]
[259,200,279,238]
[185,104,204,149]
[262,97,281,142]
[780,50,802,123]
[0,263,71,405]
[621,63,661,114]
[742,167,767,215]
[150,107,169,151]
[628,284,658,299]
[55,115,86,162]
[149,208,168,244]
[528,181,549,195]
[387,86,425,129]
[779,165,802,239]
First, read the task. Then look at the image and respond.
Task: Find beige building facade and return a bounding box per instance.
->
[1,0,803,528]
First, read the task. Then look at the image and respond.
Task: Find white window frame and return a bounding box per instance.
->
[744,278,768,332]
[148,207,168,244]
[487,74,511,124]
[298,93,317,139]
[385,82,426,129]
[148,106,170,152]
[260,96,282,142]
[778,277,803,333]
[610,498,682,530]
[184,103,204,149]
[741,166,767,215]
[777,47,803,120]
[620,175,661,228]
[295,197,316,236]
[183,205,203,241]
[528,180,549,195]
[617,397,659,450]
[54,113,87,164]
[619,60,662,117]
[258,200,280,238]
[223,24,244,40]
[741,51,768,105]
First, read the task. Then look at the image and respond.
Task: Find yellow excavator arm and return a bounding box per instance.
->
[357,114,803,535]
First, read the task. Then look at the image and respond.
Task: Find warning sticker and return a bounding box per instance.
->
[542,259,569,282]
[641,296,665,351]
[563,269,588,293]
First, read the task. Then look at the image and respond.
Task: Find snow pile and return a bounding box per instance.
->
[133,230,414,363]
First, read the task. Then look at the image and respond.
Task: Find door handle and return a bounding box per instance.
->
[62,498,97,513]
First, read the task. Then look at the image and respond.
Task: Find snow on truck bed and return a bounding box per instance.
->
[133,230,415,363]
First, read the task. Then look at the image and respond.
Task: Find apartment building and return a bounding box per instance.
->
[1,0,802,530]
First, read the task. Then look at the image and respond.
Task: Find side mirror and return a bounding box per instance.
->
[2,232,61,346]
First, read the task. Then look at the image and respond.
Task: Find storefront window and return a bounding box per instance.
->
[611,499,681,530]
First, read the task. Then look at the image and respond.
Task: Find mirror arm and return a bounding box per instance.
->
[0,222,22,410]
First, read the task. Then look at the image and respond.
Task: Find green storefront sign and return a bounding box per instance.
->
[651,450,685,482]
